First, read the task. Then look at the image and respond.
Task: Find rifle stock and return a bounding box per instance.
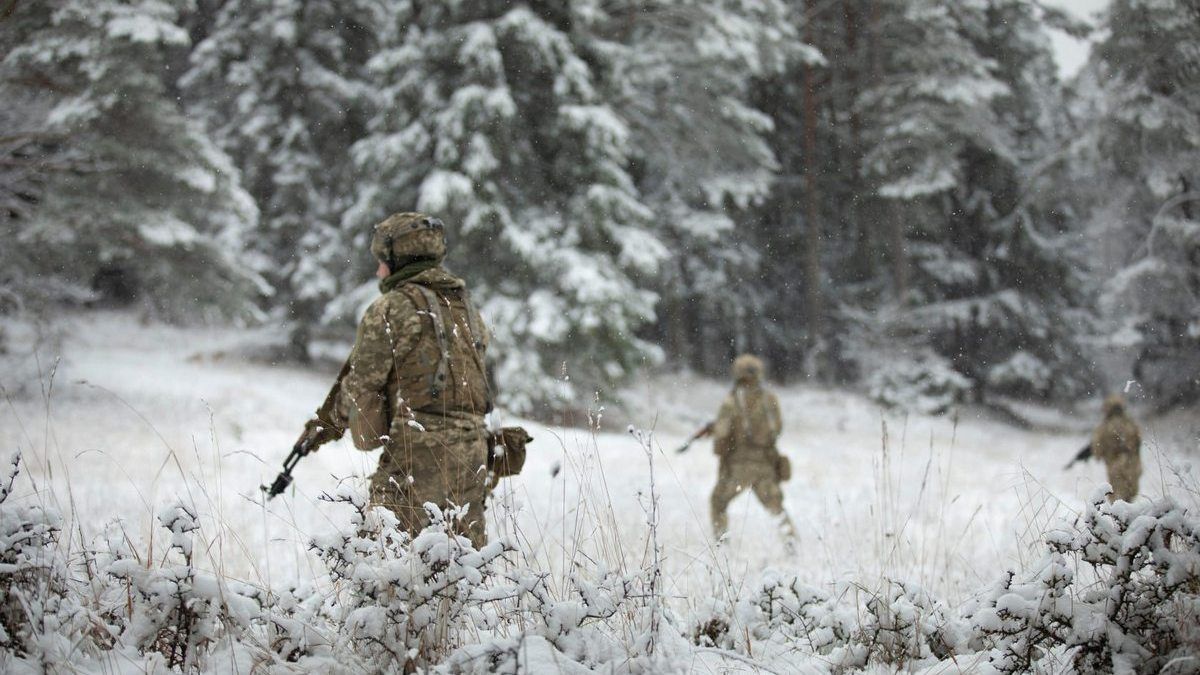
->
[1064,443,1093,471]
[676,421,715,454]
[263,358,352,499]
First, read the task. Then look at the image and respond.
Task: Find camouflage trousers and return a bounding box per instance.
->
[710,452,795,538]
[1105,454,1142,503]
[369,424,489,547]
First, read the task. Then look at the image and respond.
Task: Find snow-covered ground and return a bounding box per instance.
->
[3,310,1198,631]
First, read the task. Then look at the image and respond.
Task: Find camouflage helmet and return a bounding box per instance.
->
[1102,393,1127,417]
[370,212,447,270]
[732,354,765,384]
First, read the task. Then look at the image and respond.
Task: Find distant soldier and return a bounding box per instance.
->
[709,354,796,539]
[317,212,493,545]
[1090,394,1142,502]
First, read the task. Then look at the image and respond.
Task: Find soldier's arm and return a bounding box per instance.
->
[1090,422,1114,461]
[339,296,420,450]
[711,397,736,452]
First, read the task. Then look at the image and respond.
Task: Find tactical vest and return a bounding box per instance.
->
[390,282,491,417]
[1092,413,1140,462]
[732,387,780,448]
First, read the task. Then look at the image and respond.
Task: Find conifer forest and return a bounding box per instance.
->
[2,0,1195,414]
[2,2,1200,673]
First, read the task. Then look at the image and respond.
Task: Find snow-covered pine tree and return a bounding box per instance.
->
[348,2,665,413]
[748,0,871,382]
[182,0,382,361]
[1,0,261,322]
[0,2,84,317]
[860,0,1096,404]
[586,0,807,376]
[1085,0,1200,406]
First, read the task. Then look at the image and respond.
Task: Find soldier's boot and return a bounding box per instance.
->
[710,482,737,541]
[711,508,729,542]
[766,508,797,547]
[1111,470,1139,503]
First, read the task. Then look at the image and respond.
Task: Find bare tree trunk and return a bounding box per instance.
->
[886,207,908,302]
[802,12,823,363]
[867,0,909,303]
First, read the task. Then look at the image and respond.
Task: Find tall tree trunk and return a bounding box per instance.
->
[801,11,823,365]
[867,0,909,302]
[886,206,908,302]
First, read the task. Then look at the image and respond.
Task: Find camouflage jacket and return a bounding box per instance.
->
[332,266,490,450]
[1091,409,1141,463]
[713,383,782,456]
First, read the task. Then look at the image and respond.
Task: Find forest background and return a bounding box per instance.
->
[2,0,1197,419]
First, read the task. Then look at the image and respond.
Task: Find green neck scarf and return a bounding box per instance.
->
[379,259,439,293]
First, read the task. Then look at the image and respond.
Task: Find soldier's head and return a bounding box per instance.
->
[732,354,765,385]
[370,212,447,278]
[1102,394,1127,418]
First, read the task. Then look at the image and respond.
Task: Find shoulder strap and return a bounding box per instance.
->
[461,290,494,413]
[412,285,450,401]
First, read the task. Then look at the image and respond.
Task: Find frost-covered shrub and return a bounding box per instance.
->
[986,350,1053,399]
[743,572,864,667]
[868,354,972,414]
[0,454,77,662]
[1045,491,1200,673]
[690,489,1200,673]
[960,563,1076,672]
[858,580,965,665]
[692,571,964,671]
[4,448,1197,674]
[956,489,1200,673]
[102,501,265,670]
[309,486,512,672]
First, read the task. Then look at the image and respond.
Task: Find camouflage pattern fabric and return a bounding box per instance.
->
[369,420,489,547]
[335,266,491,451]
[329,251,492,544]
[370,212,447,270]
[712,383,782,449]
[709,355,795,538]
[710,451,791,536]
[1091,396,1142,502]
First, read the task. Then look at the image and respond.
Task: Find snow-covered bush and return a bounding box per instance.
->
[691,571,965,671]
[986,351,1053,399]
[4,448,1198,673]
[868,354,972,414]
[0,454,76,662]
[689,486,1200,672]
[101,502,266,670]
[307,486,512,672]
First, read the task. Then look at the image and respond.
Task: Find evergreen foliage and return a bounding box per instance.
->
[1085,0,1200,406]
[349,1,666,411]
[2,0,1196,412]
[182,0,382,359]
[596,0,808,375]
[1,0,262,322]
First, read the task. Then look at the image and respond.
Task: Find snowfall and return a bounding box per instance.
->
[3,311,1199,673]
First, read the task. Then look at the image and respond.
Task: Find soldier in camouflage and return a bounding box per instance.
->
[709,354,796,539]
[329,212,493,546]
[1091,394,1142,502]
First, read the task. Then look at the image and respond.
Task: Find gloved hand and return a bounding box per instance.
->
[294,417,344,454]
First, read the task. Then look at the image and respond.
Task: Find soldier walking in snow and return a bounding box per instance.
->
[1090,394,1142,502]
[306,212,494,546]
[709,354,796,539]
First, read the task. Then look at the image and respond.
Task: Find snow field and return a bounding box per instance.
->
[3,312,1199,672]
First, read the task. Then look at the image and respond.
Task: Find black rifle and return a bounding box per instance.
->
[263,359,351,499]
[676,421,715,454]
[1064,443,1093,470]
